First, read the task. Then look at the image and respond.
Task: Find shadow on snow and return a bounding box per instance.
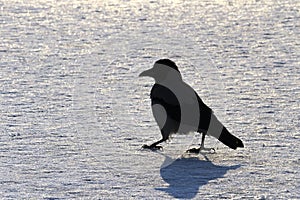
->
[156,155,240,199]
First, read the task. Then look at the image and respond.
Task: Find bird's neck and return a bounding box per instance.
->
[155,72,182,84]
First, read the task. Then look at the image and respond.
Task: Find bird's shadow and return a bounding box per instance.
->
[156,154,240,199]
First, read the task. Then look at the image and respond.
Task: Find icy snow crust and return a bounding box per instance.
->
[0,0,299,199]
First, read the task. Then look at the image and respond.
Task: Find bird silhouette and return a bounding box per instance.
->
[139,59,244,152]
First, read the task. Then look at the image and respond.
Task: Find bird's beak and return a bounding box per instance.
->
[139,68,154,77]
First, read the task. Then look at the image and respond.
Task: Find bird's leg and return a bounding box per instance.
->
[200,133,215,152]
[142,138,166,150]
[187,132,215,153]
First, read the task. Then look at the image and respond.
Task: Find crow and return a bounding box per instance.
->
[139,59,244,153]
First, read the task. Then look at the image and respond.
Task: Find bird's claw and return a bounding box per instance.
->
[186,147,201,154]
[142,144,163,151]
[186,147,216,154]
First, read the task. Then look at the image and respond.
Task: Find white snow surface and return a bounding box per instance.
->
[0,0,299,199]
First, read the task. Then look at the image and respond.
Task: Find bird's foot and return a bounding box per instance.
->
[186,147,216,154]
[186,147,201,154]
[142,144,163,151]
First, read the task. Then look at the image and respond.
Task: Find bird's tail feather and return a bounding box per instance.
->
[218,127,244,149]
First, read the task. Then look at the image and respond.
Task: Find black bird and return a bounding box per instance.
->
[139,59,244,152]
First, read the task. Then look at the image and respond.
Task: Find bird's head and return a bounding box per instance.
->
[139,59,182,82]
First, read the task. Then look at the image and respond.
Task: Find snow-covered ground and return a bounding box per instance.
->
[0,0,299,199]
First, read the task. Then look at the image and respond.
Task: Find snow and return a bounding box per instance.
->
[0,0,299,199]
